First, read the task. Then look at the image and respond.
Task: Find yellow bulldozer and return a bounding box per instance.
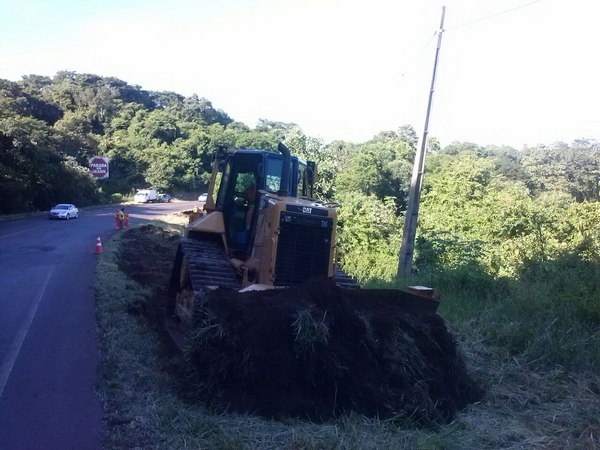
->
[168,142,439,333]
[164,143,485,422]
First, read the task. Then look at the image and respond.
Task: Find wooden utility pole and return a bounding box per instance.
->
[397,6,446,277]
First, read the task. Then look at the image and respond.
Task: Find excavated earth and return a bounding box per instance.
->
[118,225,483,424]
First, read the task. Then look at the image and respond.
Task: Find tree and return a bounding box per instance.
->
[521,143,600,202]
[336,134,415,210]
[310,140,353,199]
[181,94,232,126]
[397,124,418,150]
[335,191,403,282]
[440,141,481,155]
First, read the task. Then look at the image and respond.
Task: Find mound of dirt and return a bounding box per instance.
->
[183,279,483,424]
[118,225,181,289]
[117,225,181,320]
[117,225,483,424]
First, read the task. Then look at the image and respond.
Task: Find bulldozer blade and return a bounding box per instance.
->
[342,287,440,315]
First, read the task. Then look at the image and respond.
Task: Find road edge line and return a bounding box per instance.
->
[0,265,56,397]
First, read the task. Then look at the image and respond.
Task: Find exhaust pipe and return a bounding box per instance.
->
[277,142,291,196]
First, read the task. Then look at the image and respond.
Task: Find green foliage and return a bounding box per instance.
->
[412,147,600,280]
[336,132,415,210]
[521,143,600,202]
[483,251,599,371]
[0,72,312,212]
[335,191,402,283]
[309,140,354,199]
[0,107,100,212]
[414,230,488,279]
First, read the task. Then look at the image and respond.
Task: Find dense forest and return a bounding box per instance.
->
[3,71,598,445]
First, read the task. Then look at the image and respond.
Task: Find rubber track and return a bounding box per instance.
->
[180,238,240,297]
[334,268,360,288]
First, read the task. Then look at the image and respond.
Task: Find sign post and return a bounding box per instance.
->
[89,156,110,179]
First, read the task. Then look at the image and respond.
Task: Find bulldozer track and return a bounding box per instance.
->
[333,268,359,288]
[179,237,357,293]
[179,237,240,293]
[166,237,240,349]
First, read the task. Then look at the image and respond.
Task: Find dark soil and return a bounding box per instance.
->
[117,224,181,321]
[118,225,483,425]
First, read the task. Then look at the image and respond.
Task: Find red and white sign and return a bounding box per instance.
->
[89,156,110,179]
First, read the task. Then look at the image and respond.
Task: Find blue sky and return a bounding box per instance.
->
[1,0,598,148]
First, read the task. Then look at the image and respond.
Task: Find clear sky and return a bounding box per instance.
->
[1,0,598,148]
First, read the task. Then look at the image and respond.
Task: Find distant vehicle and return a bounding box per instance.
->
[134,189,158,203]
[198,193,208,203]
[157,193,172,203]
[49,204,79,220]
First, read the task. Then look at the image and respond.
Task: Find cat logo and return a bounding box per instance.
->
[302,207,313,214]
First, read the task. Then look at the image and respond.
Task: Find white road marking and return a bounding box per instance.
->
[0,265,56,397]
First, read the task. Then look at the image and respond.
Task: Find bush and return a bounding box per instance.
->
[110,192,126,204]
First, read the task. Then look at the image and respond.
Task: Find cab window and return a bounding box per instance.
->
[265,157,282,193]
[215,162,231,209]
[297,164,306,196]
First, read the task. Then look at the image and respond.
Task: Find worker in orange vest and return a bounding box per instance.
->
[115,209,121,229]
[123,209,129,228]
[118,208,125,229]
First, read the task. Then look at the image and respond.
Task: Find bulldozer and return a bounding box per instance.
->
[162,143,486,422]
[168,142,439,335]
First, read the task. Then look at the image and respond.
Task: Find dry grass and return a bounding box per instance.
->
[95,220,600,449]
[444,332,600,449]
[292,307,330,354]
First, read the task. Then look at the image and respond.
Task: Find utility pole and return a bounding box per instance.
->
[397,6,446,277]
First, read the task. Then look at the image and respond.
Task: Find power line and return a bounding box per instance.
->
[448,0,543,31]
[420,30,438,51]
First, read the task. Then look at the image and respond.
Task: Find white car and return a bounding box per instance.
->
[198,193,208,203]
[49,204,79,220]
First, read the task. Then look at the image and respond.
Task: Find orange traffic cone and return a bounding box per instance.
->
[95,236,103,254]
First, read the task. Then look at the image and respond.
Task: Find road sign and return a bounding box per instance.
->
[89,156,110,179]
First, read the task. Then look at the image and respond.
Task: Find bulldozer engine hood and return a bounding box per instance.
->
[285,204,329,216]
[249,193,338,286]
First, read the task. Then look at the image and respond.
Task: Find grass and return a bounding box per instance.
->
[292,307,330,354]
[95,220,600,449]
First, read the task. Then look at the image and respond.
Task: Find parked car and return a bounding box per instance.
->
[198,193,208,203]
[157,193,172,203]
[49,204,79,220]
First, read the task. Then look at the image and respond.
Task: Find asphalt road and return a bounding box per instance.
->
[0,200,198,449]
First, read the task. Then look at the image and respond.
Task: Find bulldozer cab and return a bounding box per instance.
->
[214,149,314,256]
